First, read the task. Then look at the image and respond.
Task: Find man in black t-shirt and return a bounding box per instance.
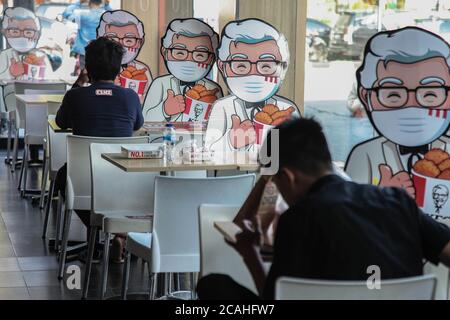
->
[197,118,450,300]
[56,37,143,136]
[55,38,144,262]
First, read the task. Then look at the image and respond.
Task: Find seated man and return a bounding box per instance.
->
[55,37,143,261]
[197,118,450,300]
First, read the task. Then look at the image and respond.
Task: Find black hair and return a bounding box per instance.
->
[85,37,124,82]
[90,0,103,5]
[265,118,333,176]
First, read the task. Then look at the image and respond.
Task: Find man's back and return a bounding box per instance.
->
[56,82,144,137]
[264,175,450,299]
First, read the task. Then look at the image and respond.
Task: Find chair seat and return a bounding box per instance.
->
[91,211,153,234]
[126,232,152,261]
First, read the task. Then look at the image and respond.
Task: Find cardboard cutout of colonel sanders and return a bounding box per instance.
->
[142,18,223,122]
[205,19,301,156]
[97,10,152,103]
[0,7,55,80]
[345,27,450,215]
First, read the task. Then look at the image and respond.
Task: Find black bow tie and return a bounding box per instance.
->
[180,81,196,88]
[399,145,429,156]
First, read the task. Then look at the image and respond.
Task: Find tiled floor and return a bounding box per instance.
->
[0,150,152,300]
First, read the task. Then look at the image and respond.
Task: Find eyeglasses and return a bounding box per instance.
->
[223,60,286,76]
[371,86,450,108]
[6,28,38,39]
[167,48,214,63]
[104,35,141,48]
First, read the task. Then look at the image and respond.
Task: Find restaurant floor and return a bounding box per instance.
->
[0,150,155,300]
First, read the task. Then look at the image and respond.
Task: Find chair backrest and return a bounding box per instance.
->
[19,89,65,139]
[275,275,437,300]
[13,83,66,124]
[152,175,255,273]
[48,115,71,174]
[199,204,257,293]
[24,103,48,142]
[66,135,150,210]
[90,142,158,215]
[24,89,66,95]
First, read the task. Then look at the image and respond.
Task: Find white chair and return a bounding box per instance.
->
[275,275,437,300]
[198,204,257,294]
[120,174,256,300]
[16,89,66,196]
[8,87,65,172]
[42,115,72,239]
[57,135,150,281]
[82,142,159,300]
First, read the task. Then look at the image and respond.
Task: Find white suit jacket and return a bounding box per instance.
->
[142,74,223,122]
[205,94,301,154]
[345,135,450,185]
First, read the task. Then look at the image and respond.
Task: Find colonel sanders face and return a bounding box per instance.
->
[4,17,40,53]
[104,24,144,65]
[433,185,449,213]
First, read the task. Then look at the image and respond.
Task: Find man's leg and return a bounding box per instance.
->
[197,274,260,300]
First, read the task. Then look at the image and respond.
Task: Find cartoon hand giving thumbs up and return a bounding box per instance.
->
[163,89,186,116]
[229,114,257,149]
[379,164,415,199]
[9,58,25,78]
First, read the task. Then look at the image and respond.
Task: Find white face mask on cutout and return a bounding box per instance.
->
[369,101,450,147]
[166,60,211,82]
[8,37,37,53]
[226,75,280,103]
[122,47,140,65]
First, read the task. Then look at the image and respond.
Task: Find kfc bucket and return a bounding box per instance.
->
[119,66,148,96]
[23,53,46,80]
[412,149,450,217]
[182,85,218,122]
[254,105,296,145]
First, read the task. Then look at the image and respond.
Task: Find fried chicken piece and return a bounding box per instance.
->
[438,169,450,180]
[132,69,147,77]
[255,112,273,125]
[127,66,137,73]
[439,159,450,172]
[425,149,450,165]
[200,88,219,97]
[413,159,441,178]
[199,95,217,103]
[192,84,206,93]
[272,117,290,126]
[133,74,147,81]
[272,108,296,121]
[121,70,133,79]
[262,104,279,116]
[186,89,201,100]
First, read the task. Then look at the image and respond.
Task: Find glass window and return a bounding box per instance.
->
[306,0,450,164]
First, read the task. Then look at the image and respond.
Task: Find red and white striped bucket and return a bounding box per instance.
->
[119,76,147,96]
[183,97,213,122]
[23,62,45,80]
[254,120,274,146]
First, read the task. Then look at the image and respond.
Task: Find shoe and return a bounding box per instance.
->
[111,236,126,264]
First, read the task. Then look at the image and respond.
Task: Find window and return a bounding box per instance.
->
[305,0,450,164]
